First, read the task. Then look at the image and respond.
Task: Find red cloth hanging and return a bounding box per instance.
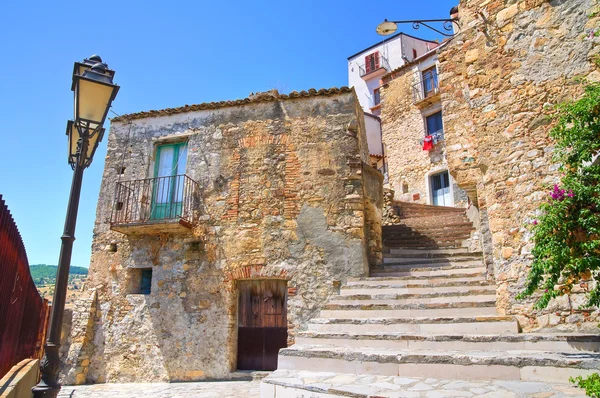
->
[423,135,434,151]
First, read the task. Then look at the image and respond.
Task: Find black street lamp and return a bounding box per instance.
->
[32,56,119,398]
[376,7,460,38]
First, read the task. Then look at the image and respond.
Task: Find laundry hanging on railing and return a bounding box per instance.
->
[423,135,434,151]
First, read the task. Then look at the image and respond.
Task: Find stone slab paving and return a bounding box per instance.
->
[54,374,589,398]
[57,380,262,398]
[262,370,589,397]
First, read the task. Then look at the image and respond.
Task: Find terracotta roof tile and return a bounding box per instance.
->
[111,86,353,123]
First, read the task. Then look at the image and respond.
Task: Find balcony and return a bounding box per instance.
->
[110,174,200,234]
[359,55,391,79]
[412,70,440,107]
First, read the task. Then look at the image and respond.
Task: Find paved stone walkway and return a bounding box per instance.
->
[55,374,589,398]
[262,370,589,397]
[57,380,262,398]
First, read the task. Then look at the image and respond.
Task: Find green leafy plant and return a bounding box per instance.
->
[517,84,600,396]
[571,374,600,398]
[518,83,600,309]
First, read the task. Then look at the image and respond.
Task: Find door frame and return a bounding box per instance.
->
[235,279,288,371]
[426,169,454,207]
[151,142,188,219]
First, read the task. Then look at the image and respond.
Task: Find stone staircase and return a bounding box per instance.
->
[261,202,600,397]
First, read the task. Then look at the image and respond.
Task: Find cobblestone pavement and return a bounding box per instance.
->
[57,380,262,398]
[56,374,589,398]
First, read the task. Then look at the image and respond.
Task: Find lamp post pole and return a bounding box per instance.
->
[32,56,119,398]
[32,149,86,398]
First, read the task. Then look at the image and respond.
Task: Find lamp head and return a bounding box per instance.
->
[376,19,398,36]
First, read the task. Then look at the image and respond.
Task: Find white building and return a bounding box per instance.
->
[347,33,439,179]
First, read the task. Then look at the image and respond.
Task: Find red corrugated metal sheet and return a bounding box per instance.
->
[0,195,49,377]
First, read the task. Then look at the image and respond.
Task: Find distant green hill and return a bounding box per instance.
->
[29,264,88,286]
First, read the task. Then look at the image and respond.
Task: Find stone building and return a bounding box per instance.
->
[437,0,600,330]
[381,45,469,208]
[61,88,383,383]
[348,33,439,180]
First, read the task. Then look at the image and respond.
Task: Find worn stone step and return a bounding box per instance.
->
[307,315,518,334]
[385,247,471,255]
[294,332,600,352]
[376,264,484,276]
[276,346,600,383]
[381,257,482,268]
[320,301,498,318]
[370,266,486,278]
[383,228,475,237]
[329,291,496,306]
[333,289,496,300]
[261,369,590,398]
[383,237,467,244]
[382,253,482,262]
[382,241,466,249]
[340,282,496,296]
[346,277,490,287]
[354,275,489,286]
[384,222,474,230]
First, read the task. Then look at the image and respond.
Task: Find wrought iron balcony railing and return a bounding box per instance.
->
[359,55,391,78]
[110,174,200,233]
[412,70,440,104]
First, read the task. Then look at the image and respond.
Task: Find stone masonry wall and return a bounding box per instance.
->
[439,0,600,330]
[62,90,378,383]
[381,57,468,208]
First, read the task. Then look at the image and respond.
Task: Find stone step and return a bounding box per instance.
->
[340,282,496,296]
[383,224,475,237]
[328,296,495,306]
[307,315,518,334]
[383,222,474,230]
[370,266,486,279]
[381,256,482,266]
[329,291,496,306]
[320,301,498,318]
[383,237,467,244]
[353,275,489,286]
[383,233,471,244]
[394,202,467,213]
[294,332,600,352]
[385,247,471,255]
[261,370,590,398]
[376,263,484,276]
[276,346,600,383]
[382,241,466,249]
[345,277,490,287]
[396,216,470,223]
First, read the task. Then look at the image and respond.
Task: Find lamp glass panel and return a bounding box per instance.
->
[86,130,102,161]
[69,123,81,158]
[75,78,115,124]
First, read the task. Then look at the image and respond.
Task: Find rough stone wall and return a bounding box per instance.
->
[381,59,468,208]
[439,0,600,330]
[64,91,378,383]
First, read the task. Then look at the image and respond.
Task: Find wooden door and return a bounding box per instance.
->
[237,280,287,371]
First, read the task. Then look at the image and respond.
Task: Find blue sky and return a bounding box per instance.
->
[0,0,457,267]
